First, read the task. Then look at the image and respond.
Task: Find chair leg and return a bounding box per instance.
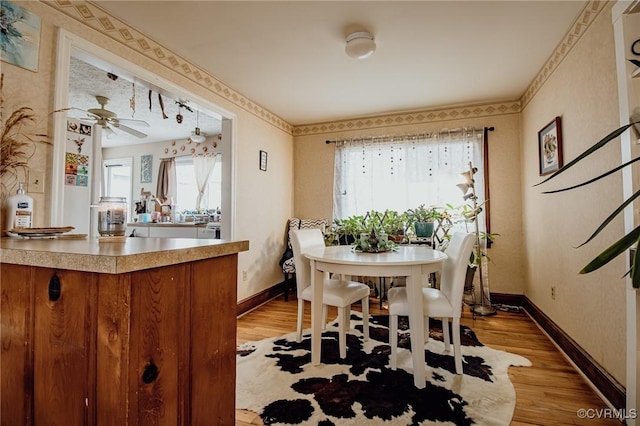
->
[361,296,369,341]
[283,273,290,301]
[296,298,305,342]
[338,306,349,358]
[452,317,463,374]
[390,314,398,370]
[424,316,430,343]
[322,304,328,329]
[443,318,451,352]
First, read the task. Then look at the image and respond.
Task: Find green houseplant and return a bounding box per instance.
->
[379,209,408,242]
[536,120,640,288]
[406,204,441,238]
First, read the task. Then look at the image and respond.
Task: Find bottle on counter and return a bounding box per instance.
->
[5,182,34,231]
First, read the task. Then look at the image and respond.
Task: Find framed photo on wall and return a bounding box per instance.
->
[538,116,563,176]
[141,154,153,183]
[259,150,267,171]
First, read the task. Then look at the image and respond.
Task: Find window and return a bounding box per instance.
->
[103,157,133,220]
[175,155,222,211]
[333,129,486,233]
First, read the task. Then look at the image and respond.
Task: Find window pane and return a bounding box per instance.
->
[175,155,221,212]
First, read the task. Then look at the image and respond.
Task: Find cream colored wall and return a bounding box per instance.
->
[293,111,525,295]
[521,4,626,384]
[2,1,294,302]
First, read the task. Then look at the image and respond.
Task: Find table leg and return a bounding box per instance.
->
[311,259,323,365]
[407,265,426,388]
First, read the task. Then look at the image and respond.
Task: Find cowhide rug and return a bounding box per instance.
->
[237,313,531,425]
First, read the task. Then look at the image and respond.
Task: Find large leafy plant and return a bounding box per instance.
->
[536,121,640,287]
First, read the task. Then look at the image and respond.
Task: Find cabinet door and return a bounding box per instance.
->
[126,226,149,237]
[128,264,189,426]
[1,264,34,426]
[148,226,197,238]
[197,226,220,239]
[33,268,97,425]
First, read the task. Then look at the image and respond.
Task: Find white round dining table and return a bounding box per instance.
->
[304,245,448,389]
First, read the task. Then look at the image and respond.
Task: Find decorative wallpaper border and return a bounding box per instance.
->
[520,0,608,109]
[292,101,521,136]
[45,0,604,137]
[46,0,293,134]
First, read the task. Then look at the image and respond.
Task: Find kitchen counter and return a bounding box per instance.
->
[1,236,248,425]
[0,237,247,274]
[127,221,218,227]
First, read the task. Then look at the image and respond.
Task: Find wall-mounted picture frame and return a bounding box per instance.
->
[141,154,153,183]
[538,116,563,176]
[0,1,41,72]
[259,150,268,171]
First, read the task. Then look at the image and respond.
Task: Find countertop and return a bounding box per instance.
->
[127,222,220,227]
[0,237,249,274]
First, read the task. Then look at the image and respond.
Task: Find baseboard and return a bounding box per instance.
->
[522,297,625,411]
[490,292,526,307]
[237,281,287,316]
[236,288,626,410]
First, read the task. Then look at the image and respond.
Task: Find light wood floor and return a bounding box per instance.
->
[236,296,620,425]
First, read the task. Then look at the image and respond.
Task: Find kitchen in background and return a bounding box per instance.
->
[61,54,225,236]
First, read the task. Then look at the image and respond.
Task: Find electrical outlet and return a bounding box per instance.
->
[242,270,248,281]
[551,286,556,300]
[29,170,45,193]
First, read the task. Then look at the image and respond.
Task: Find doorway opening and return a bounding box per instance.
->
[51,29,236,238]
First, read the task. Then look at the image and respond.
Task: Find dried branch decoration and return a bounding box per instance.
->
[0,73,51,199]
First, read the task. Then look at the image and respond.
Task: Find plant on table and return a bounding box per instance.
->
[405,204,442,238]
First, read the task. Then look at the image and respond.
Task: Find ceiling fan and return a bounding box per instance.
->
[76,95,150,139]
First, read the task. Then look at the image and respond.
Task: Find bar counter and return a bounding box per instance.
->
[1,236,248,273]
[1,236,249,426]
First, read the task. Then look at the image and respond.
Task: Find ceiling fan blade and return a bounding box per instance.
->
[114,123,148,138]
[104,125,117,139]
[116,118,150,127]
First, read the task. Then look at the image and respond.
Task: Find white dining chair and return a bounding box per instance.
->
[290,228,370,358]
[388,232,475,374]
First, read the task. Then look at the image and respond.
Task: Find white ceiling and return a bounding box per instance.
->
[89,0,586,127]
[68,56,222,147]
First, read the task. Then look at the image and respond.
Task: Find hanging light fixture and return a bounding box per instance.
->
[345,31,376,59]
[190,110,206,143]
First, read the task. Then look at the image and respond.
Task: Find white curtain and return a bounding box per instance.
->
[193,153,219,210]
[333,129,486,234]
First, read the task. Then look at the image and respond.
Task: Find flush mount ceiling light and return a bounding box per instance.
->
[345,31,376,59]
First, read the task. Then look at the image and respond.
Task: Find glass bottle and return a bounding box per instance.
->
[98,196,127,236]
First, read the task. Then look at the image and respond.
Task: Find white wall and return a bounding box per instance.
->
[7,1,295,303]
[521,4,626,384]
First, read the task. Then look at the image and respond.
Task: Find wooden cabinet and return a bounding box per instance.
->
[148,226,198,238]
[1,254,238,425]
[126,225,149,237]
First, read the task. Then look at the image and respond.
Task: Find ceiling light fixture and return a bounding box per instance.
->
[345,31,376,59]
[190,110,206,143]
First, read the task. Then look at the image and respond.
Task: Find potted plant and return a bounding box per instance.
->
[328,215,365,245]
[379,209,408,242]
[0,74,51,201]
[406,204,441,238]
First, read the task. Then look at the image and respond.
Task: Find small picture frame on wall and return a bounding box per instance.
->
[259,150,268,171]
[141,154,153,183]
[538,116,563,176]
